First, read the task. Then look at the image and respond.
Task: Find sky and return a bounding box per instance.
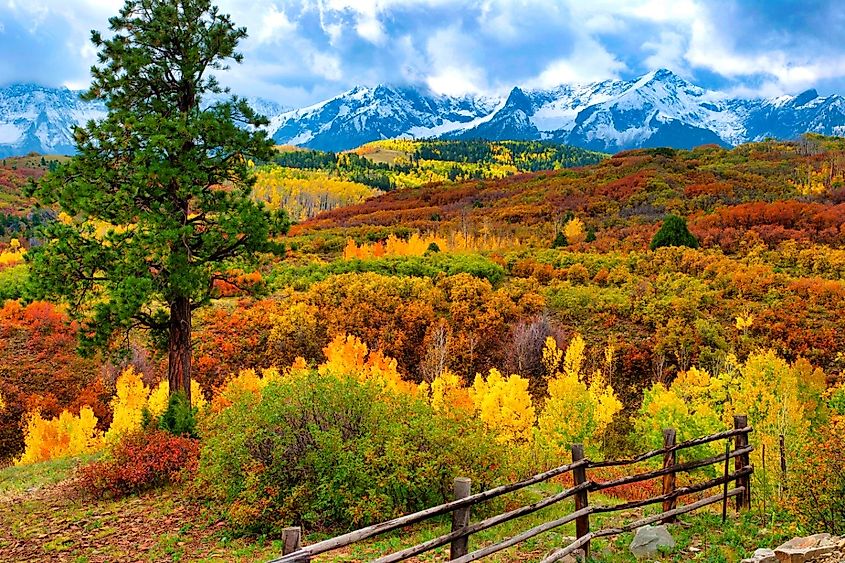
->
[2,0,845,107]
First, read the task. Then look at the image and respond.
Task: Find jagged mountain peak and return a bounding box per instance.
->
[2,72,845,156]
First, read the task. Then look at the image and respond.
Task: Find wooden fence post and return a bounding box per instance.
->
[450,477,472,560]
[571,444,590,561]
[661,428,677,523]
[282,527,302,556]
[733,415,751,511]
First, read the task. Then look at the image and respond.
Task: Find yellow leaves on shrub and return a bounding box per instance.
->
[146,379,208,419]
[537,335,622,455]
[470,369,535,444]
[210,368,282,413]
[0,242,25,268]
[730,350,825,460]
[735,313,754,332]
[635,350,826,471]
[343,231,516,259]
[428,369,473,414]
[318,333,418,395]
[564,217,587,245]
[105,367,150,442]
[562,334,586,379]
[17,407,103,465]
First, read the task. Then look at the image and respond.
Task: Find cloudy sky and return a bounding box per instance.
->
[1,0,844,106]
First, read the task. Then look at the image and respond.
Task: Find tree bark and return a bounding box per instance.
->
[168,296,192,402]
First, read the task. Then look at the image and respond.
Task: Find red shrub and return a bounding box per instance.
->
[79,430,199,498]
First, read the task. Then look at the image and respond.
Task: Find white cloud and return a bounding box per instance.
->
[252,6,297,45]
[424,25,487,95]
[643,31,688,74]
[529,39,627,87]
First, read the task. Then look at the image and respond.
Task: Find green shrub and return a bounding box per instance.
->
[551,232,568,248]
[0,264,30,302]
[196,371,505,534]
[157,391,198,438]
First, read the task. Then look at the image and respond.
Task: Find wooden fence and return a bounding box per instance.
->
[270,415,754,563]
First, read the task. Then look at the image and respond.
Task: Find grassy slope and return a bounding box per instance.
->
[0,458,799,562]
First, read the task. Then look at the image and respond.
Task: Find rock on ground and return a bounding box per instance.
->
[629,524,675,559]
[747,533,845,563]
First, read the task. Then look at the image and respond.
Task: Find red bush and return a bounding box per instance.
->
[79,430,199,498]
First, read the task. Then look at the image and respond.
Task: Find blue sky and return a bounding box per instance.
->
[2,0,844,106]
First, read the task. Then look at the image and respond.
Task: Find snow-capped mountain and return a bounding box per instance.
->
[0,85,287,157]
[0,84,107,158]
[267,69,845,152]
[3,70,845,156]
[269,84,500,151]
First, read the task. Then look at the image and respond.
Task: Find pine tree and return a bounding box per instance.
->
[552,231,568,248]
[650,214,699,250]
[27,0,288,403]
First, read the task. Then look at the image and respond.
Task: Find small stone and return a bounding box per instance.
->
[741,547,777,563]
[689,546,701,553]
[630,524,675,559]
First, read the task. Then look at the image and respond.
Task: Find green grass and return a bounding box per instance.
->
[0,454,96,495]
[0,457,798,561]
[295,481,797,562]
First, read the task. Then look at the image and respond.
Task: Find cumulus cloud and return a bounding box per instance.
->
[2,0,845,104]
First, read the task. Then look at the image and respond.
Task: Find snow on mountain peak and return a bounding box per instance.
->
[2,71,845,156]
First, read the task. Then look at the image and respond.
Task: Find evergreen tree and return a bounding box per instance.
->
[552,232,568,248]
[650,214,699,250]
[27,0,288,403]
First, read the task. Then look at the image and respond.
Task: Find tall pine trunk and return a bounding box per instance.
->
[168,296,192,403]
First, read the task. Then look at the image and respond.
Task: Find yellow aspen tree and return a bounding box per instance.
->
[564,217,587,244]
[105,366,150,442]
[17,407,103,465]
[147,379,208,419]
[429,369,473,414]
[538,335,622,456]
[470,368,535,444]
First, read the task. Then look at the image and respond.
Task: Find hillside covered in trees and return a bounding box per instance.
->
[1,8,845,558]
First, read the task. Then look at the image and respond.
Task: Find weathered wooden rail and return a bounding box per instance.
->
[270,415,754,563]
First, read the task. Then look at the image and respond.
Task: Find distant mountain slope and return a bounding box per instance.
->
[0,84,106,158]
[3,70,845,155]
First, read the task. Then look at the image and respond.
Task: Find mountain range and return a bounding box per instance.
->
[2,69,845,157]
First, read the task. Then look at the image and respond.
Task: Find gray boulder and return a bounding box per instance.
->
[774,534,842,562]
[630,524,676,559]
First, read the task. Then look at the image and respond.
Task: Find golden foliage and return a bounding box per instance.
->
[318,333,418,395]
[428,369,473,414]
[564,217,587,245]
[17,407,103,465]
[253,166,377,221]
[210,367,282,413]
[146,379,208,419]
[105,367,150,442]
[343,232,517,259]
[0,244,25,268]
[537,336,622,455]
[470,368,535,444]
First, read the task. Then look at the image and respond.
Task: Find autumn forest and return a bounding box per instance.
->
[1,1,845,562]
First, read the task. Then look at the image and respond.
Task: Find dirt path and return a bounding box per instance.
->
[0,480,274,562]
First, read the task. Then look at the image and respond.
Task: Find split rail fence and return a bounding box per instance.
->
[270,415,754,563]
